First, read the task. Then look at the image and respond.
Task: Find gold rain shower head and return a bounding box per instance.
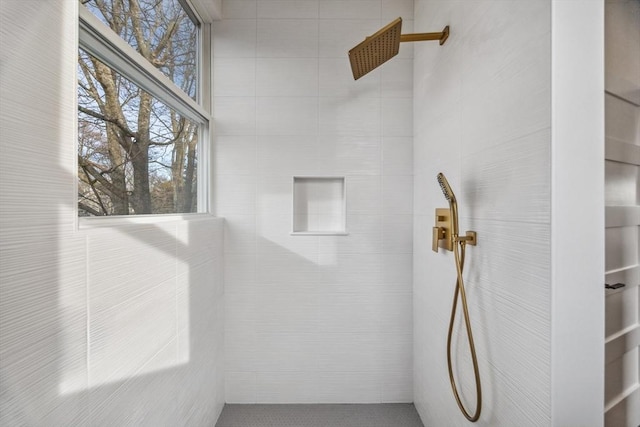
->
[348,17,449,80]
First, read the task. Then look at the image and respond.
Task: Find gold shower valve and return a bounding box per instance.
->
[432,227,446,252]
[433,208,453,252]
[432,208,477,252]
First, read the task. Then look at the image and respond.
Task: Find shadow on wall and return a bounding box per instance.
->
[0,3,223,425]
[2,183,224,425]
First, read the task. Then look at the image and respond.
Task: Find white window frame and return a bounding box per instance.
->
[77,0,213,223]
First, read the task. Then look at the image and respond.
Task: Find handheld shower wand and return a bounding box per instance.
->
[433,173,482,422]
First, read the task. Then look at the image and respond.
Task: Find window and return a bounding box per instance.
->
[78,0,210,216]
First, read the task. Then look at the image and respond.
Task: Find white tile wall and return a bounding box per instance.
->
[256,58,319,96]
[413,1,554,426]
[319,1,381,20]
[0,2,225,425]
[216,0,414,403]
[319,58,381,97]
[222,0,256,20]
[257,1,319,20]
[257,97,319,135]
[319,20,382,58]
[213,96,257,135]
[257,20,319,58]
[213,58,257,96]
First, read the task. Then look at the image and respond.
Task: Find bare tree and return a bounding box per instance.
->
[78,0,198,216]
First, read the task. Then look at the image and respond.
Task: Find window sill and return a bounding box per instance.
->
[290,231,349,236]
[78,212,219,230]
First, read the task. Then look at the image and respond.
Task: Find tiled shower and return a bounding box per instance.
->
[0,0,612,426]
[213,0,415,404]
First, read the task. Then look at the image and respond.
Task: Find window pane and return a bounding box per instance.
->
[78,48,198,216]
[81,0,198,100]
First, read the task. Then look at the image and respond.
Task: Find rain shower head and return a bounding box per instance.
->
[348,17,449,80]
[348,18,403,81]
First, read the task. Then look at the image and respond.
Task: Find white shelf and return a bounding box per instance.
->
[292,177,346,235]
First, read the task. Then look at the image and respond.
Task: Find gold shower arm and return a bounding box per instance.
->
[400,26,450,45]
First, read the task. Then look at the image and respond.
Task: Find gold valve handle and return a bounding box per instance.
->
[433,227,445,252]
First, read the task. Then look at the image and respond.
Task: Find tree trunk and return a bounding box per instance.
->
[183,135,197,212]
[130,91,153,214]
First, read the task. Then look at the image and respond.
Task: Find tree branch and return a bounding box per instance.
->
[78,155,128,201]
[81,166,109,214]
[78,201,105,217]
[78,105,138,139]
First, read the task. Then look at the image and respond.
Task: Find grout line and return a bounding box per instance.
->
[175,223,179,362]
[85,233,91,391]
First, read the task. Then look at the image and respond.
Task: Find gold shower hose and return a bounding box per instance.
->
[447,236,482,422]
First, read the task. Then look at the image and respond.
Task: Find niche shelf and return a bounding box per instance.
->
[292,177,347,235]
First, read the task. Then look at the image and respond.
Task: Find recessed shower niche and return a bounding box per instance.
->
[292,177,347,235]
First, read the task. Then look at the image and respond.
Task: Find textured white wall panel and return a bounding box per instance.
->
[413,1,555,426]
[0,1,226,425]
[549,1,604,425]
[216,0,414,403]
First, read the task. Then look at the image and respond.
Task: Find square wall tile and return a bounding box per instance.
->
[319,58,381,98]
[252,294,320,333]
[213,58,256,96]
[381,58,414,98]
[315,294,379,333]
[257,97,318,135]
[257,213,319,256]
[88,279,177,387]
[320,19,382,58]
[255,250,320,285]
[382,98,413,137]
[224,253,257,293]
[383,175,414,215]
[213,97,256,135]
[318,214,382,254]
[258,135,319,176]
[381,371,413,403]
[214,175,256,216]
[222,1,257,19]
[257,175,295,215]
[226,372,258,403]
[319,1,381,20]
[257,58,319,97]
[316,136,382,176]
[224,215,257,254]
[314,372,382,403]
[214,135,257,176]
[382,0,414,21]
[381,254,413,289]
[213,19,257,58]
[382,137,413,175]
[460,128,551,223]
[258,1,319,19]
[255,372,318,403]
[319,96,381,136]
[382,214,413,254]
[346,175,382,214]
[87,224,177,305]
[318,253,382,286]
[252,333,320,371]
[257,20,319,58]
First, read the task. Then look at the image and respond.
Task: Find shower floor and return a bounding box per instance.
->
[215,403,424,427]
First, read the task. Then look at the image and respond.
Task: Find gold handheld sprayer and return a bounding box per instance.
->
[433,173,482,422]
